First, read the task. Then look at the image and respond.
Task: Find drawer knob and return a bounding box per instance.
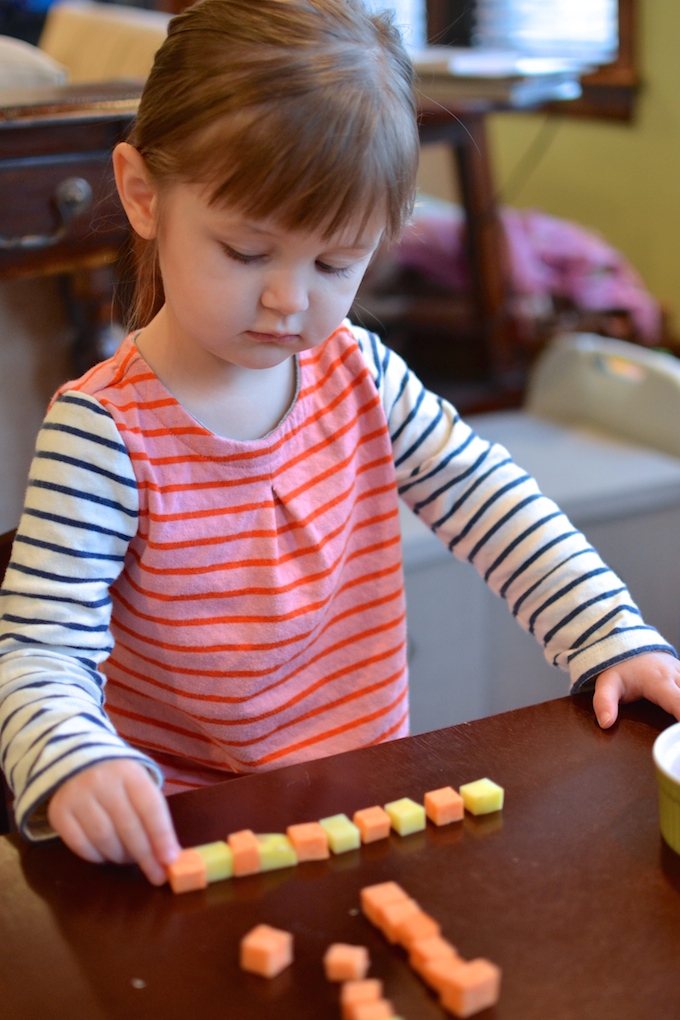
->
[0,176,94,251]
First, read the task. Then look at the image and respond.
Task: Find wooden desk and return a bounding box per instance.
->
[0,82,138,271]
[0,80,534,392]
[0,82,139,276]
[0,82,140,368]
[0,80,526,392]
[1,696,678,1019]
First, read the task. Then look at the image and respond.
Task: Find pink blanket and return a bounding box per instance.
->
[395,205,661,344]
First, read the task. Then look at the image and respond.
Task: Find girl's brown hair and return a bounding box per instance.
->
[126,0,420,327]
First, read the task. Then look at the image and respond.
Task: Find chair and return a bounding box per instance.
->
[0,528,13,580]
[0,529,16,834]
[38,0,171,84]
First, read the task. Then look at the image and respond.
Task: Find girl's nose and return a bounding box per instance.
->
[260,270,310,316]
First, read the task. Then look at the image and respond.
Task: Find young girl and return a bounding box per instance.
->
[1,0,679,887]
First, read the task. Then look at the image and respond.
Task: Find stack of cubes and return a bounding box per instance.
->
[360,881,501,1018]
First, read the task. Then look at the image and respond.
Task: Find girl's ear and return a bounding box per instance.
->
[113,142,159,240]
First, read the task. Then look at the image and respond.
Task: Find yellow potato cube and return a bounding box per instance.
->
[459,778,504,815]
[256,833,298,871]
[319,813,361,853]
[194,840,234,882]
[384,797,426,836]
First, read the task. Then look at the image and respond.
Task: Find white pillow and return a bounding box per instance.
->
[0,35,69,89]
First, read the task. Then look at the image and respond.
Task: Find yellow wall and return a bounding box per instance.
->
[487,0,680,333]
[419,0,680,335]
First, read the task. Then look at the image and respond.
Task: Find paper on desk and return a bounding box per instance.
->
[412,46,592,78]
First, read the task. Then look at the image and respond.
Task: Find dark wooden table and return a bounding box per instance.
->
[1,695,678,1020]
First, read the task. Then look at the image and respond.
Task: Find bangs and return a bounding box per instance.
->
[202,107,415,242]
[137,27,419,244]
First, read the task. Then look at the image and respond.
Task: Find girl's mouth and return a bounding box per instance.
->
[247,331,300,344]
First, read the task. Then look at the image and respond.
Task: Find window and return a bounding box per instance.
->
[427,0,638,120]
[362,0,429,48]
[471,0,617,64]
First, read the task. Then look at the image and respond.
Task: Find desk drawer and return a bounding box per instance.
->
[0,84,138,278]
[0,152,127,276]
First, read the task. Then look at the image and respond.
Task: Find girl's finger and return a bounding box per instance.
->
[51,808,109,865]
[592,669,622,729]
[72,798,134,865]
[126,774,181,863]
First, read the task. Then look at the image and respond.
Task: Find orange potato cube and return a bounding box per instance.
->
[353,805,391,843]
[394,908,441,948]
[167,848,207,894]
[421,954,468,992]
[323,942,370,981]
[341,978,384,1006]
[286,821,330,861]
[340,978,384,1020]
[239,923,293,978]
[438,958,501,1017]
[424,786,464,826]
[346,1001,394,1020]
[228,829,260,876]
[409,934,460,976]
[375,896,419,943]
[360,881,410,927]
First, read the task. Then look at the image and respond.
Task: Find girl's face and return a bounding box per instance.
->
[149,181,384,374]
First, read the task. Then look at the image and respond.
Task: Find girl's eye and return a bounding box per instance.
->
[316,261,354,278]
[221,245,354,278]
[222,244,264,265]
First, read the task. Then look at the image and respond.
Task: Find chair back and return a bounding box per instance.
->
[0,529,15,584]
[0,530,16,833]
[39,0,170,83]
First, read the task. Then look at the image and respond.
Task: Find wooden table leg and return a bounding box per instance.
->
[450,111,515,384]
[419,107,524,403]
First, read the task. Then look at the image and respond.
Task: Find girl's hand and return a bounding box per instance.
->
[47,759,181,885]
[593,651,680,729]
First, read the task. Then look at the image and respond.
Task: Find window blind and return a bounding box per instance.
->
[472,0,618,64]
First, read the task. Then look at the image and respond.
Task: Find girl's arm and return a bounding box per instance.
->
[355,327,680,707]
[0,391,165,840]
